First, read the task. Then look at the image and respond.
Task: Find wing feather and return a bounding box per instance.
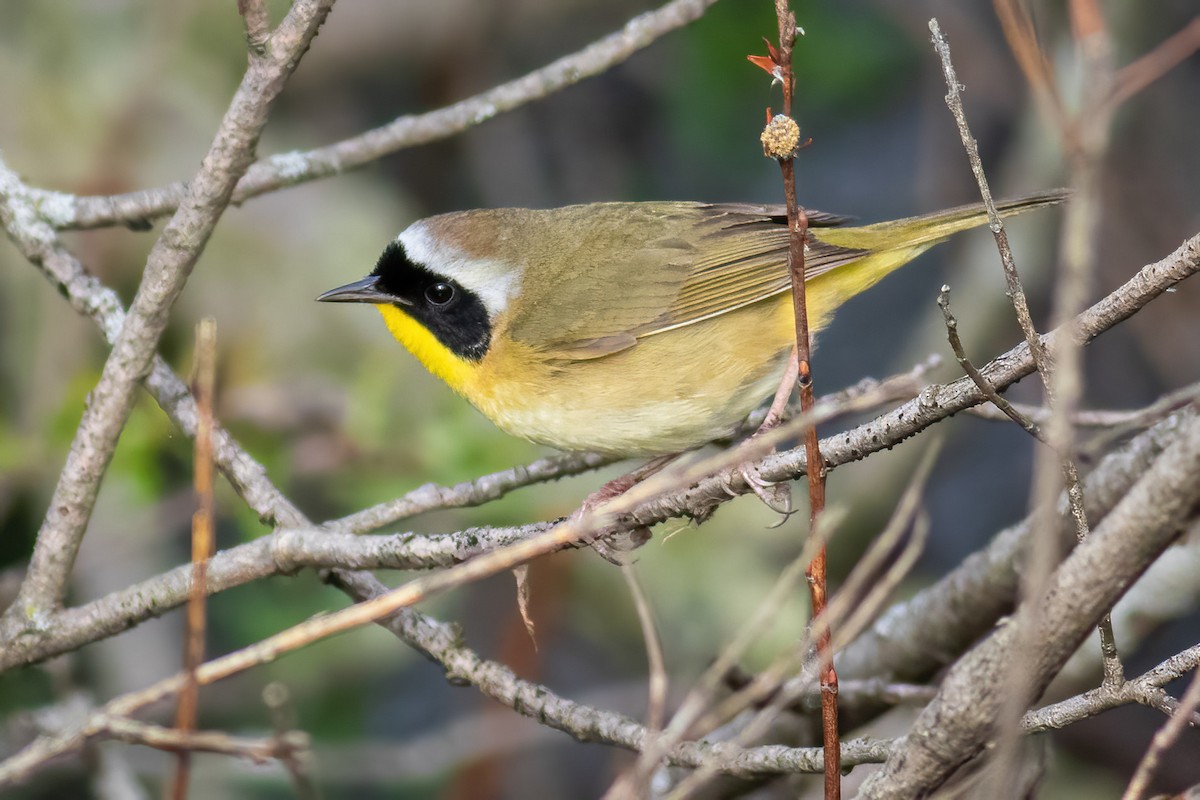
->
[504,203,866,355]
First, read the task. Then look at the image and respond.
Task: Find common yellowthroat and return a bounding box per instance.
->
[319,193,1063,456]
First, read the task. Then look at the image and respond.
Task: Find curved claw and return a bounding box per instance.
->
[740,463,793,518]
[765,505,799,529]
[589,525,651,565]
[570,502,650,565]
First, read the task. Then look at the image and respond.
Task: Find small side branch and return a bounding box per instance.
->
[1121,668,1200,800]
[937,285,1046,442]
[929,18,1120,790]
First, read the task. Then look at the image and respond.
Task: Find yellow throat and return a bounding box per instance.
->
[375,303,474,394]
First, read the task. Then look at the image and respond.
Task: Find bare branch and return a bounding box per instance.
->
[170,319,219,800]
[31,0,719,232]
[1024,644,1200,733]
[330,572,897,779]
[605,565,670,800]
[0,580,895,787]
[837,408,1194,726]
[262,683,320,800]
[928,18,1051,369]
[859,412,1200,798]
[621,510,840,793]
[327,451,615,534]
[1122,668,1200,800]
[238,0,272,53]
[666,447,936,799]
[1107,16,1200,111]
[624,566,668,733]
[929,20,1119,788]
[758,1,840,791]
[960,381,1200,432]
[105,717,310,764]
[937,284,1045,442]
[0,0,335,619]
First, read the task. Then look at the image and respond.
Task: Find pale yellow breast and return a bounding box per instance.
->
[464,295,799,455]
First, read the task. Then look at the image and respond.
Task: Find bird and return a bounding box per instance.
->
[318,192,1064,458]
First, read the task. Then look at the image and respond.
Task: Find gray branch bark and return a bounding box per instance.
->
[29,0,719,231]
[858,411,1200,798]
[1,0,335,619]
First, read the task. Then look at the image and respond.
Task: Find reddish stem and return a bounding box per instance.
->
[772,3,839,797]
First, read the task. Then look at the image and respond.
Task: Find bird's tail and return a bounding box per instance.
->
[801,190,1066,329]
[819,189,1069,253]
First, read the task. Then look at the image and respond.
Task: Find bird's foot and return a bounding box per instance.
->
[738,461,793,522]
[572,455,675,564]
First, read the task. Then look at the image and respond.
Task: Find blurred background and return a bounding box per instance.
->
[1,0,1198,797]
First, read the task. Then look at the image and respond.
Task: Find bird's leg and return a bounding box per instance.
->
[757,344,800,435]
[575,453,679,563]
[739,346,798,517]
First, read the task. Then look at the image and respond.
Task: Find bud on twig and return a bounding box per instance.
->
[761,113,801,160]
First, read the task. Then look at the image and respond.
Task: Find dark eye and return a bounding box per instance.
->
[424,282,455,306]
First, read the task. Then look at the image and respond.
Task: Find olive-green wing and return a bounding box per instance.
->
[650,204,866,337]
[504,202,865,358]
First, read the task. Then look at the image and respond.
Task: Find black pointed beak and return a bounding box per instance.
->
[317,275,408,305]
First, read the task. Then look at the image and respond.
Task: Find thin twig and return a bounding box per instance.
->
[937,285,1045,442]
[1106,17,1200,112]
[32,0,720,232]
[171,319,218,800]
[759,2,838,794]
[104,717,309,764]
[624,566,668,733]
[928,19,1120,791]
[724,669,939,713]
[667,454,934,800]
[262,683,321,800]
[860,411,1200,797]
[960,381,1200,432]
[698,445,935,739]
[1053,0,1123,688]
[929,19,1048,370]
[605,566,670,800]
[0,651,897,787]
[326,575,899,780]
[1122,668,1200,800]
[618,510,839,793]
[992,0,1078,152]
[327,451,615,534]
[1024,643,1200,733]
